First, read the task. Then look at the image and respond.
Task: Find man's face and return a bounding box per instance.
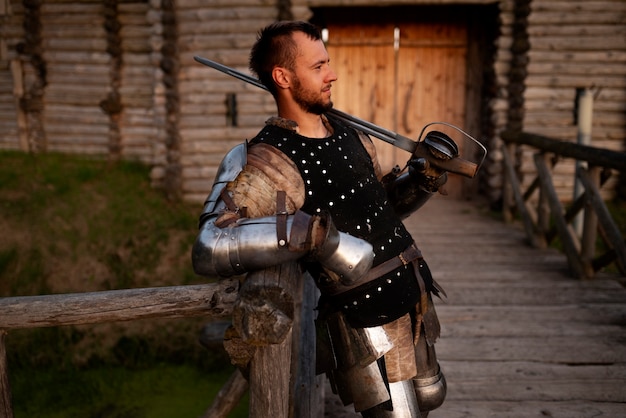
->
[290,32,337,115]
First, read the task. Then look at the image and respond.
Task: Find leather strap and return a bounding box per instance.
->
[289,210,313,252]
[276,190,288,247]
[363,244,422,283]
[215,188,246,227]
[219,187,238,212]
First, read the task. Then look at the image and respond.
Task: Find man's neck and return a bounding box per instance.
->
[296,115,329,138]
[277,106,328,138]
[267,115,334,138]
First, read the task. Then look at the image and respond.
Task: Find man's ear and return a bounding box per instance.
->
[272,67,290,90]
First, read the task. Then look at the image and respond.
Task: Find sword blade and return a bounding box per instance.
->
[193,55,485,178]
[194,56,267,91]
[193,55,417,153]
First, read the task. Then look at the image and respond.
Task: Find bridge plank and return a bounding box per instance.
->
[437,400,626,418]
[441,360,626,402]
[409,197,626,418]
[324,196,626,417]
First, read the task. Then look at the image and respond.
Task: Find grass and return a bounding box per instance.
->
[607,198,626,235]
[0,151,199,295]
[0,151,248,417]
[10,364,248,418]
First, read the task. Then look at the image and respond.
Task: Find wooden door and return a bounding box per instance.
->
[326,21,468,197]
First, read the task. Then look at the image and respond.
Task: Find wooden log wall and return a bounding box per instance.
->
[0,1,23,150]
[116,0,161,163]
[520,0,626,202]
[175,0,284,202]
[0,0,48,152]
[0,0,624,204]
[487,0,522,204]
[40,1,111,154]
[0,1,164,158]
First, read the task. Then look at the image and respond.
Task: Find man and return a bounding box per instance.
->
[193,20,448,417]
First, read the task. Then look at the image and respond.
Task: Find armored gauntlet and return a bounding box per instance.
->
[384,131,454,219]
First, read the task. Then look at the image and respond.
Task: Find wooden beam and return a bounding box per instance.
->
[501,144,544,248]
[202,370,249,418]
[0,331,14,418]
[230,263,324,417]
[578,167,626,275]
[291,275,324,418]
[243,263,300,418]
[0,279,239,329]
[502,130,626,172]
[534,154,589,279]
[580,166,600,268]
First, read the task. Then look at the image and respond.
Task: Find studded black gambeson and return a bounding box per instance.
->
[249,117,421,327]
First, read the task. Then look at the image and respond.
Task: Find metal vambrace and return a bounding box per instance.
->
[192,210,374,286]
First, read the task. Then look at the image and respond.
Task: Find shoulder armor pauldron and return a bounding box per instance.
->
[199,142,247,226]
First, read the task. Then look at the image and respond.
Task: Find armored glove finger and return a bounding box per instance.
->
[408,157,448,193]
[408,157,428,177]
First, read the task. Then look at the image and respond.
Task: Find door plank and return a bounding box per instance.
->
[326,21,469,196]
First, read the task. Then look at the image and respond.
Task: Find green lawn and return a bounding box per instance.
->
[0,151,248,417]
[10,364,248,418]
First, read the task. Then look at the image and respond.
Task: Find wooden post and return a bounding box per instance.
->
[580,166,600,277]
[536,153,552,246]
[249,327,294,416]
[291,274,324,418]
[0,330,14,418]
[202,370,249,418]
[502,143,516,223]
[573,88,594,236]
[534,154,587,279]
[501,143,544,248]
[234,263,323,418]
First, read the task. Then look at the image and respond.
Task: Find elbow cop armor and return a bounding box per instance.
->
[193,210,374,283]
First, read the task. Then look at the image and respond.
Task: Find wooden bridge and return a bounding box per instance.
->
[328,195,626,417]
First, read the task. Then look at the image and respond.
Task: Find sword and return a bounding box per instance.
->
[193,55,486,178]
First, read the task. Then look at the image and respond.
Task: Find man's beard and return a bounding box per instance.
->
[292,76,333,115]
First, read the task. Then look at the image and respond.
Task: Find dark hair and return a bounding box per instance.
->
[249,21,323,97]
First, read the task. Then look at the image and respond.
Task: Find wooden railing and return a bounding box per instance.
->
[500,130,626,279]
[0,280,239,418]
[0,266,322,418]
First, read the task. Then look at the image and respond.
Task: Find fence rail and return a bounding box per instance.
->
[500,130,626,279]
[0,280,239,418]
[0,280,240,330]
[0,270,321,418]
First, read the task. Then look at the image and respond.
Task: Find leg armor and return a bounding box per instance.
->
[317,312,394,412]
[361,380,420,418]
[412,324,446,415]
[321,304,446,417]
[356,330,446,418]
